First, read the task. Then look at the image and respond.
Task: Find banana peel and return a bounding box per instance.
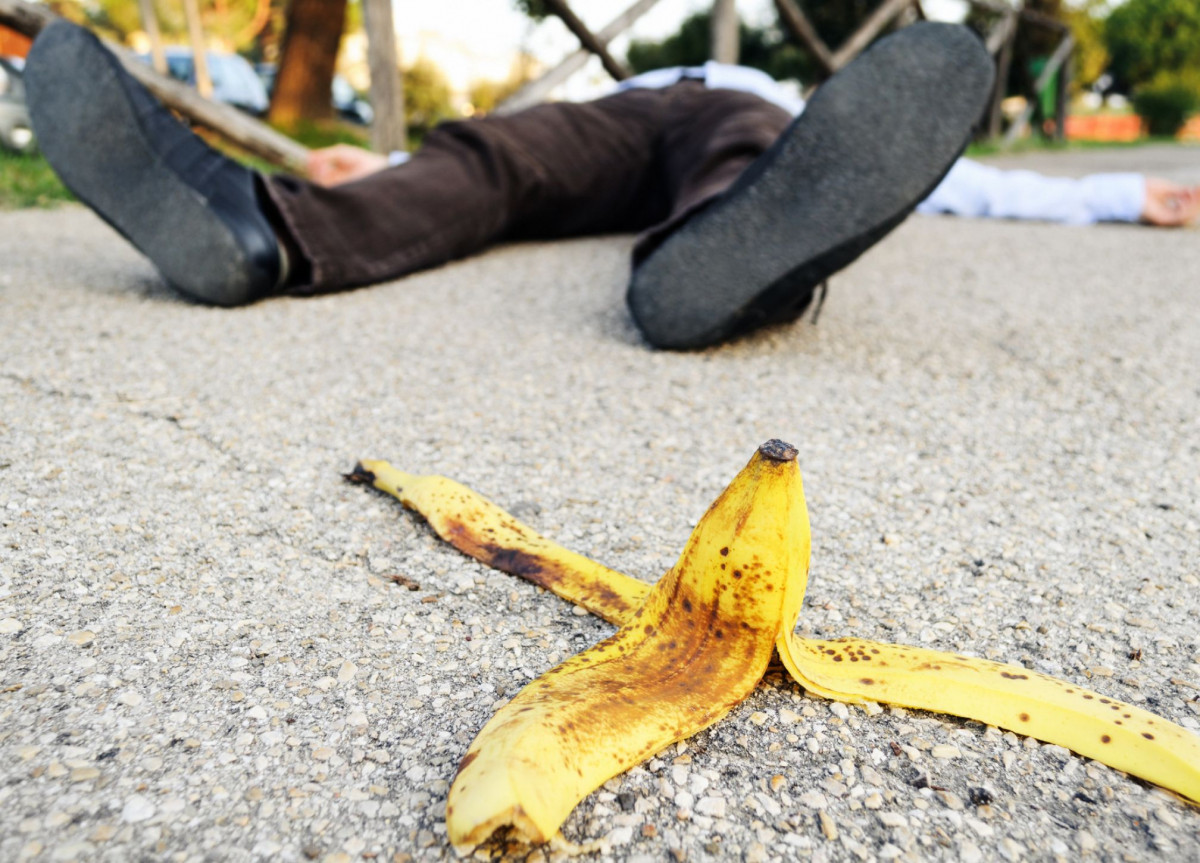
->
[346,442,1200,849]
[346,460,644,626]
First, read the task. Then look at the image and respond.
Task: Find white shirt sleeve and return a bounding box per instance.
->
[614,63,808,116]
[606,68,1146,225]
[917,158,1146,225]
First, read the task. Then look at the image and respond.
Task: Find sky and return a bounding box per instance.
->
[391,0,972,98]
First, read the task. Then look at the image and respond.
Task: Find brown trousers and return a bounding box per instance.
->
[263,82,793,293]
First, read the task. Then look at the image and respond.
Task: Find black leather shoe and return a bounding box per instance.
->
[26,21,280,306]
[627,22,995,350]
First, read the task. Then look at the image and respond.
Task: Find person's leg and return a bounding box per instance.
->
[630,85,794,267]
[24,19,679,303]
[264,87,679,293]
[627,22,995,349]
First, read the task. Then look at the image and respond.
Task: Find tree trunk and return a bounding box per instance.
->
[268,0,346,127]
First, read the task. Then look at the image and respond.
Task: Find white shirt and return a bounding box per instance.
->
[616,63,1146,225]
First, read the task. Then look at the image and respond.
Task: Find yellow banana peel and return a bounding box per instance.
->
[346,442,1200,850]
[350,460,645,626]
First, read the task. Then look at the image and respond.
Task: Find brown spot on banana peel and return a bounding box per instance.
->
[469,538,628,612]
[456,750,479,776]
[350,460,650,626]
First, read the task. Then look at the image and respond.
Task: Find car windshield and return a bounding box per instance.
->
[332,76,355,105]
[166,54,193,83]
[163,52,266,110]
[166,55,234,90]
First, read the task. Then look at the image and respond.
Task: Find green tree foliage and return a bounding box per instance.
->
[1105,0,1200,92]
[467,56,536,115]
[512,0,549,21]
[57,0,285,55]
[513,0,898,84]
[626,11,809,83]
[623,1,934,84]
[965,0,1070,99]
[404,56,457,141]
[793,0,893,51]
[1064,0,1109,90]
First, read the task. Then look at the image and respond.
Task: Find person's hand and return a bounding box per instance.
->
[1141,178,1200,227]
[307,144,389,186]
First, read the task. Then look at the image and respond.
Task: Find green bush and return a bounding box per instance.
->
[1131,73,1200,136]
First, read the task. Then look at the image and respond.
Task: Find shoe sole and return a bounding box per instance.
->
[626,22,995,350]
[26,22,260,306]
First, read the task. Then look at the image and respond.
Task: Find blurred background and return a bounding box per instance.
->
[3,0,1199,206]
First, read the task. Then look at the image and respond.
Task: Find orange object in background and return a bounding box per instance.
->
[1065,114,1144,142]
[1067,112,1200,142]
[0,26,32,59]
[1178,115,1200,141]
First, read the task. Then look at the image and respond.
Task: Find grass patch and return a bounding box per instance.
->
[966,135,1191,158]
[0,149,73,209]
[275,119,370,151]
[200,119,372,176]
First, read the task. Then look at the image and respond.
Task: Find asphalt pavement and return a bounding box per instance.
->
[1,144,1198,862]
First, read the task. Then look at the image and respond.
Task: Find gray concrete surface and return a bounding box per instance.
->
[1,145,1199,862]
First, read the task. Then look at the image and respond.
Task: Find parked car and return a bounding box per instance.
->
[0,56,35,153]
[255,62,374,126]
[143,47,269,116]
[331,74,373,126]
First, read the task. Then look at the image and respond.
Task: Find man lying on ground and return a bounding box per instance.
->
[311,62,1200,229]
[25,21,1191,349]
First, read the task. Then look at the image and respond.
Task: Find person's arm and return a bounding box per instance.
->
[1140,178,1200,226]
[306,144,390,186]
[917,158,1200,227]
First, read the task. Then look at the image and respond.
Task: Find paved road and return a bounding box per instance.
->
[2,145,1198,861]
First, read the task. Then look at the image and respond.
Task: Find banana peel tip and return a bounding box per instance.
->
[759,439,798,462]
[343,463,377,485]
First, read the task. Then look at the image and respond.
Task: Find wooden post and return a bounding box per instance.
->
[182,0,212,99]
[499,0,664,114]
[362,0,406,153]
[1003,32,1074,146]
[986,10,1017,138]
[1053,40,1070,142]
[137,0,166,75]
[710,0,738,64]
[984,7,1015,54]
[0,0,311,174]
[830,0,913,70]
[542,0,630,81]
[772,0,834,76]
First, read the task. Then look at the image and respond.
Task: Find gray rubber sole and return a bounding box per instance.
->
[25,23,261,306]
[626,22,995,350]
